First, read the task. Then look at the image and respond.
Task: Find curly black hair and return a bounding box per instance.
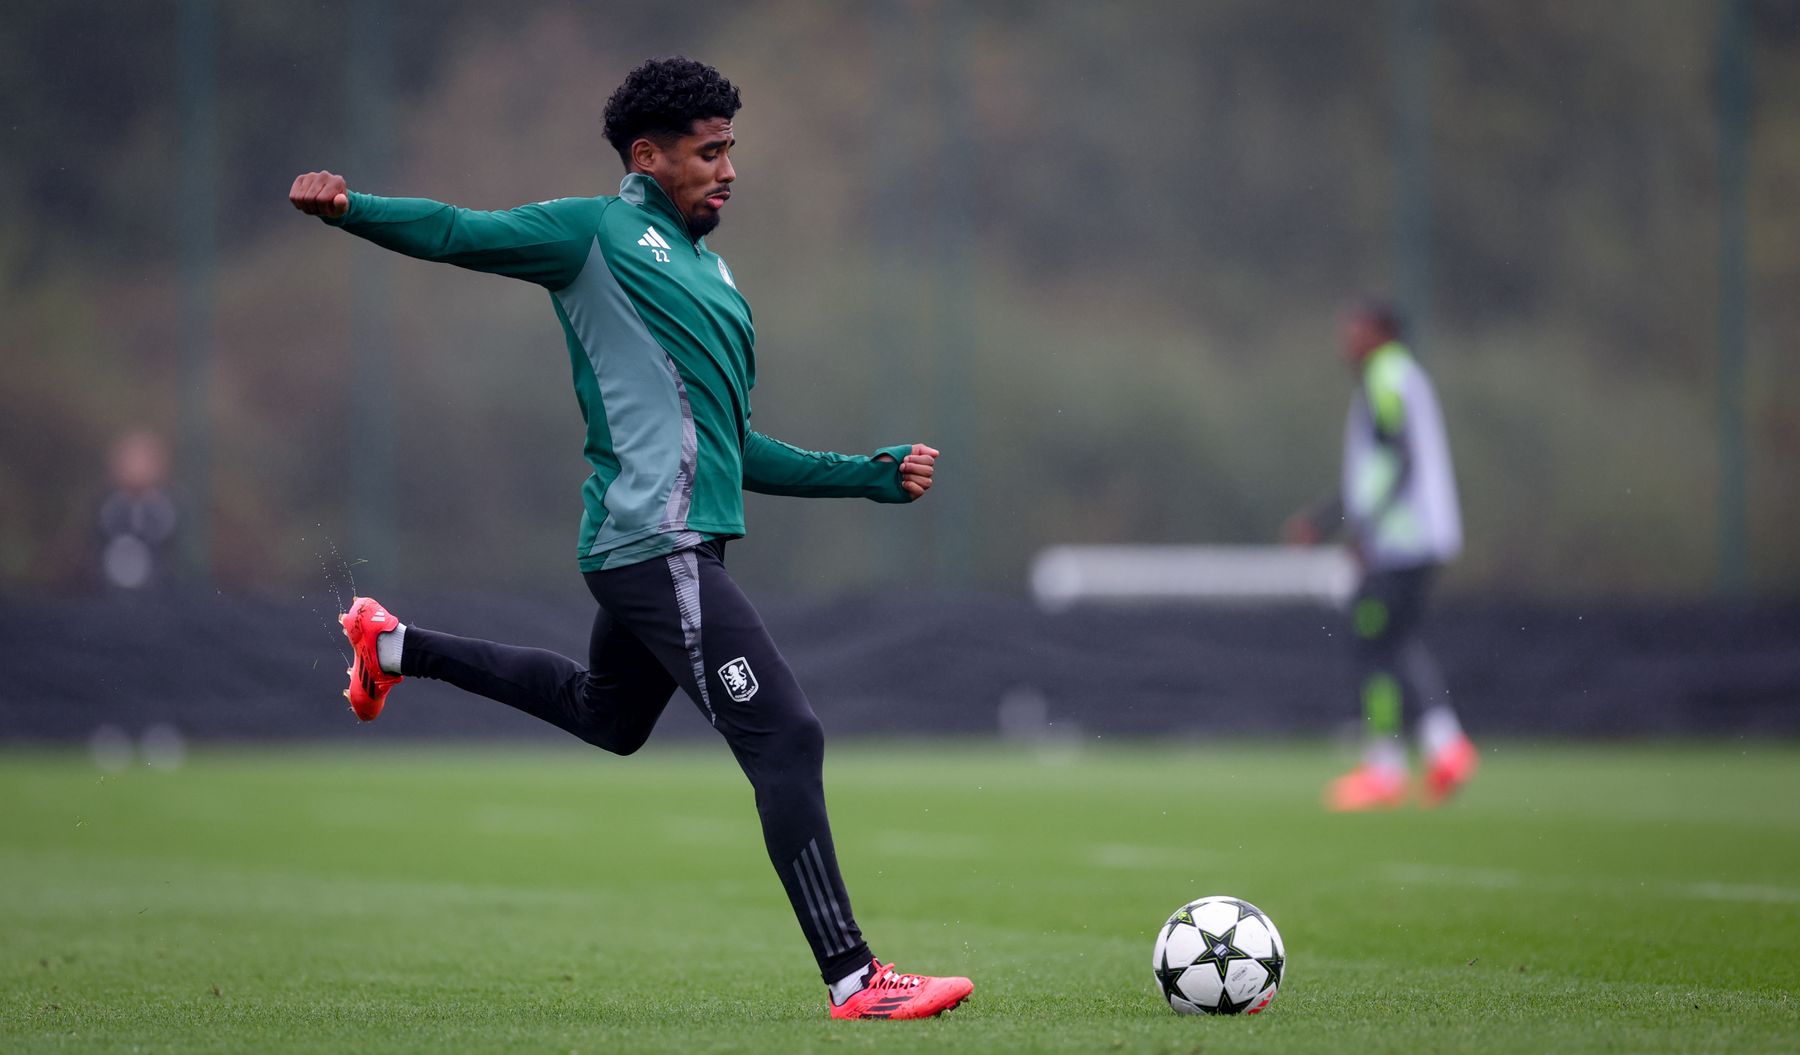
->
[602,57,742,168]
[1354,298,1407,342]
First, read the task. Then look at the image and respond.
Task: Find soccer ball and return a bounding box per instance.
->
[1152,895,1285,1015]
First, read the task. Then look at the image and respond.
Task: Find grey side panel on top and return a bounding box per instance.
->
[554,238,686,555]
[661,353,699,530]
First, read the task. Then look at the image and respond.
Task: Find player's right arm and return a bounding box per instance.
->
[741,432,932,503]
[288,170,599,289]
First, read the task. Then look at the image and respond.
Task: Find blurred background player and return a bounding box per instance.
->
[97,429,179,592]
[1283,300,1477,810]
[287,57,969,1020]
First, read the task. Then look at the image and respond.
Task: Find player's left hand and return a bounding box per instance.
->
[877,443,938,500]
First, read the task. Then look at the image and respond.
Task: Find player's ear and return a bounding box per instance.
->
[629,137,660,173]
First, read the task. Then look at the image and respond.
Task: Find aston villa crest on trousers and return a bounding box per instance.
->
[718,657,758,702]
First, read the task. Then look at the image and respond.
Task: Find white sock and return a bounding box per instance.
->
[1419,706,1464,759]
[1364,735,1406,775]
[376,623,406,675]
[829,961,875,1006]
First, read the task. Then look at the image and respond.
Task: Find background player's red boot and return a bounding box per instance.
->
[828,960,973,1020]
[339,596,402,722]
[1422,734,1479,806]
[1324,764,1408,811]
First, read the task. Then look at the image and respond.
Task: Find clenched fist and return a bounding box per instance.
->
[289,170,350,219]
[877,443,939,501]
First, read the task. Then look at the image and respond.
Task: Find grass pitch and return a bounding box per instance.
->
[3,740,1796,1053]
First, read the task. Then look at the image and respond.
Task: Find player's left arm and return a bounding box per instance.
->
[742,431,937,503]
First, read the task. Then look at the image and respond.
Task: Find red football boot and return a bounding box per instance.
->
[339,596,402,722]
[828,960,973,1020]
[1324,764,1409,812]
[1422,734,1479,807]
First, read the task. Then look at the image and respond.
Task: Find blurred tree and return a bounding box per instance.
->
[1,0,1796,598]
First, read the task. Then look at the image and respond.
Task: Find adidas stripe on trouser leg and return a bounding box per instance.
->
[399,539,873,981]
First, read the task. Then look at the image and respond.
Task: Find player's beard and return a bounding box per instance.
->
[686,208,721,239]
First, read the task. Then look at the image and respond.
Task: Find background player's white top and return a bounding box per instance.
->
[1342,343,1462,571]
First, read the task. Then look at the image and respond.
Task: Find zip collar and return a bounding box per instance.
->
[618,172,706,254]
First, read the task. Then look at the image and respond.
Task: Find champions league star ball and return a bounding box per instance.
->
[1152,895,1286,1015]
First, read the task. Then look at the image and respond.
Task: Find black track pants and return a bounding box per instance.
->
[399,540,872,982]
[1348,564,1451,734]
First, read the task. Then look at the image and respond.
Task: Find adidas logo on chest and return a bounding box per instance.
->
[632,223,738,294]
[637,226,674,263]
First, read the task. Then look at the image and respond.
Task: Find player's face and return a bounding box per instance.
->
[639,116,736,239]
[1338,313,1382,370]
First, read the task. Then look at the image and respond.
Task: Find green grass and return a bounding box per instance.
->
[2,740,1797,1053]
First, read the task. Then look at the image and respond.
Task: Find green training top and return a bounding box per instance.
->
[326,173,911,571]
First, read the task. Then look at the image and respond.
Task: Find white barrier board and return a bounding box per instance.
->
[1030,545,1356,611]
